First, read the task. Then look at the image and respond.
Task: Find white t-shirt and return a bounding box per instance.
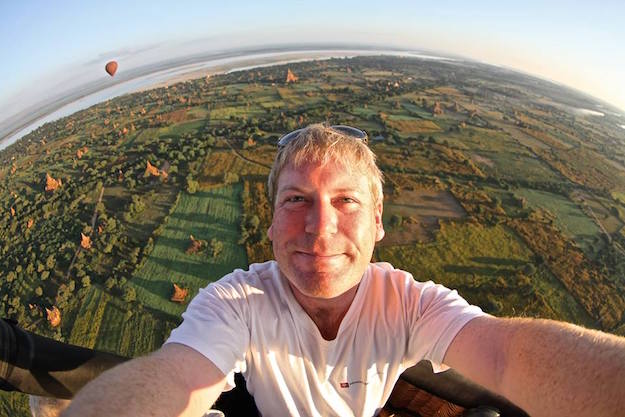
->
[165,261,485,417]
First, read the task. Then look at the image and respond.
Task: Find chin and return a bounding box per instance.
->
[301,286,345,300]
[294,271,356,299]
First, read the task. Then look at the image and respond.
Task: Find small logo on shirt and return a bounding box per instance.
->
[339,380,368,388]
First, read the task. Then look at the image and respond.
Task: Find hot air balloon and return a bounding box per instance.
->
[105,61,118,77]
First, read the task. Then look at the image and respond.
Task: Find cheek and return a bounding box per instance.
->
[268,212,296,240]
[343,216,375,243]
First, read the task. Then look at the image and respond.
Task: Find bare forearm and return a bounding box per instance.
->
[60,344,224,417]
[500,318,625,417]
[60,355,189,417]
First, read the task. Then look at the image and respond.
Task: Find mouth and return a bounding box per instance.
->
[295,251,343,259]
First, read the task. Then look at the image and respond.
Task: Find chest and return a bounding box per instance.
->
[245,302,407,409]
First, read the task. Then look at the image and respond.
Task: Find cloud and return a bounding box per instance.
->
[82,42,167,66]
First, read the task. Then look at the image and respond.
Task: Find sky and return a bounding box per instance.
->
[1,0,624,130]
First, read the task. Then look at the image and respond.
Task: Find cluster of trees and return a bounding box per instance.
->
[239,181,273,263]
[104,276,136,302]
[508,217,625,331]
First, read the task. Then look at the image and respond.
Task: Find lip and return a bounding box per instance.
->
[295,251,343,258]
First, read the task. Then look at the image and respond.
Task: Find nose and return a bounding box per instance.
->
[305,199,338,236]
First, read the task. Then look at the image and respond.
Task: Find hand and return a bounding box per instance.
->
[29,395,71,417]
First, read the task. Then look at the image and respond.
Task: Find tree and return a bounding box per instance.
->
[35,287,43,297]
[247,215,261,234]
[186,177,199,194]
[209,238,224,258]
[81,276,91,288]
[129,248,140,264]
[130,195,145,214]
[224,172,239,184]
[105,277,116,290]
[389,214,403,229]
[522,263,537,276]
[123,287,136,303]
[46,255,56,269]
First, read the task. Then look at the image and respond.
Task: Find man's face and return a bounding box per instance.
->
[267,160,384,300]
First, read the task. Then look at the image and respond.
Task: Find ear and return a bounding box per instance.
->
[267,224,274,241]
[374,201,385,242]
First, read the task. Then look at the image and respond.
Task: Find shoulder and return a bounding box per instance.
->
[207,260,281,295]
[366,262,439,296]
[365,262,480,315]
[367,261,414,283]
[220,260,279,281]
[192,261,288,315]
[363,262,437,317]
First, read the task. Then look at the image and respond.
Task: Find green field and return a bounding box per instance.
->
[210,102,267,121]
[68,286,110,347]
[514,188,603,256]
[186,106,210,119]
[529,266,596,327]
[93,300,127,352]
[474,150,565,183]
[350,105,378,119]
[130,184,248,318]
[376,221,531,278]
[460,128,525,153]
[377,222,531,311]
[376,220,593,324]
[94,299,178,357]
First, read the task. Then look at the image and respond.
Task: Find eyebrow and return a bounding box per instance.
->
[277,185,363,195]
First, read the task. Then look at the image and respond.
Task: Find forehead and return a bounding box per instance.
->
[277,161,370,194]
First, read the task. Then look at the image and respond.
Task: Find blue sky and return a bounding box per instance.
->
[1,0,624,123]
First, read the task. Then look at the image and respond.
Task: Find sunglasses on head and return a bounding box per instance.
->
[277,125,368,148]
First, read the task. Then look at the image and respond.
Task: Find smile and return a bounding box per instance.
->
[295,251,344,259]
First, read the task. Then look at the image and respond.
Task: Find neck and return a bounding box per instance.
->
[288,283,359,341]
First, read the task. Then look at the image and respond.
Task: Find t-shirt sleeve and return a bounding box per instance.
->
[404,280,486,372]
[164,273,251,390]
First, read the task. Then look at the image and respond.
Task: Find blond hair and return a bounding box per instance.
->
[267,123,384,206]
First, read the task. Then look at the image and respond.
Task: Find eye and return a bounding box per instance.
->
[338,197,358,204]
[285,196,305,203]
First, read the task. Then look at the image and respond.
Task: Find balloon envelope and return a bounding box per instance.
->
[105,61,118,77]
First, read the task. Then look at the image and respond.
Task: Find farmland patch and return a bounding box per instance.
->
[381,189,466,245]
[130,184,247,317]
[198,150,270,185]
[385,118,441,135]
[376,222,589,321]
[475,150,565,183]
[514,188,602,257]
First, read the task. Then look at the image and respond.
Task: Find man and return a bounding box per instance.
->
[63,124,625,417]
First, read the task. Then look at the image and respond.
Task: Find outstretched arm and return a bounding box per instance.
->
[443,316,625,417]
[61,343,226,417]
